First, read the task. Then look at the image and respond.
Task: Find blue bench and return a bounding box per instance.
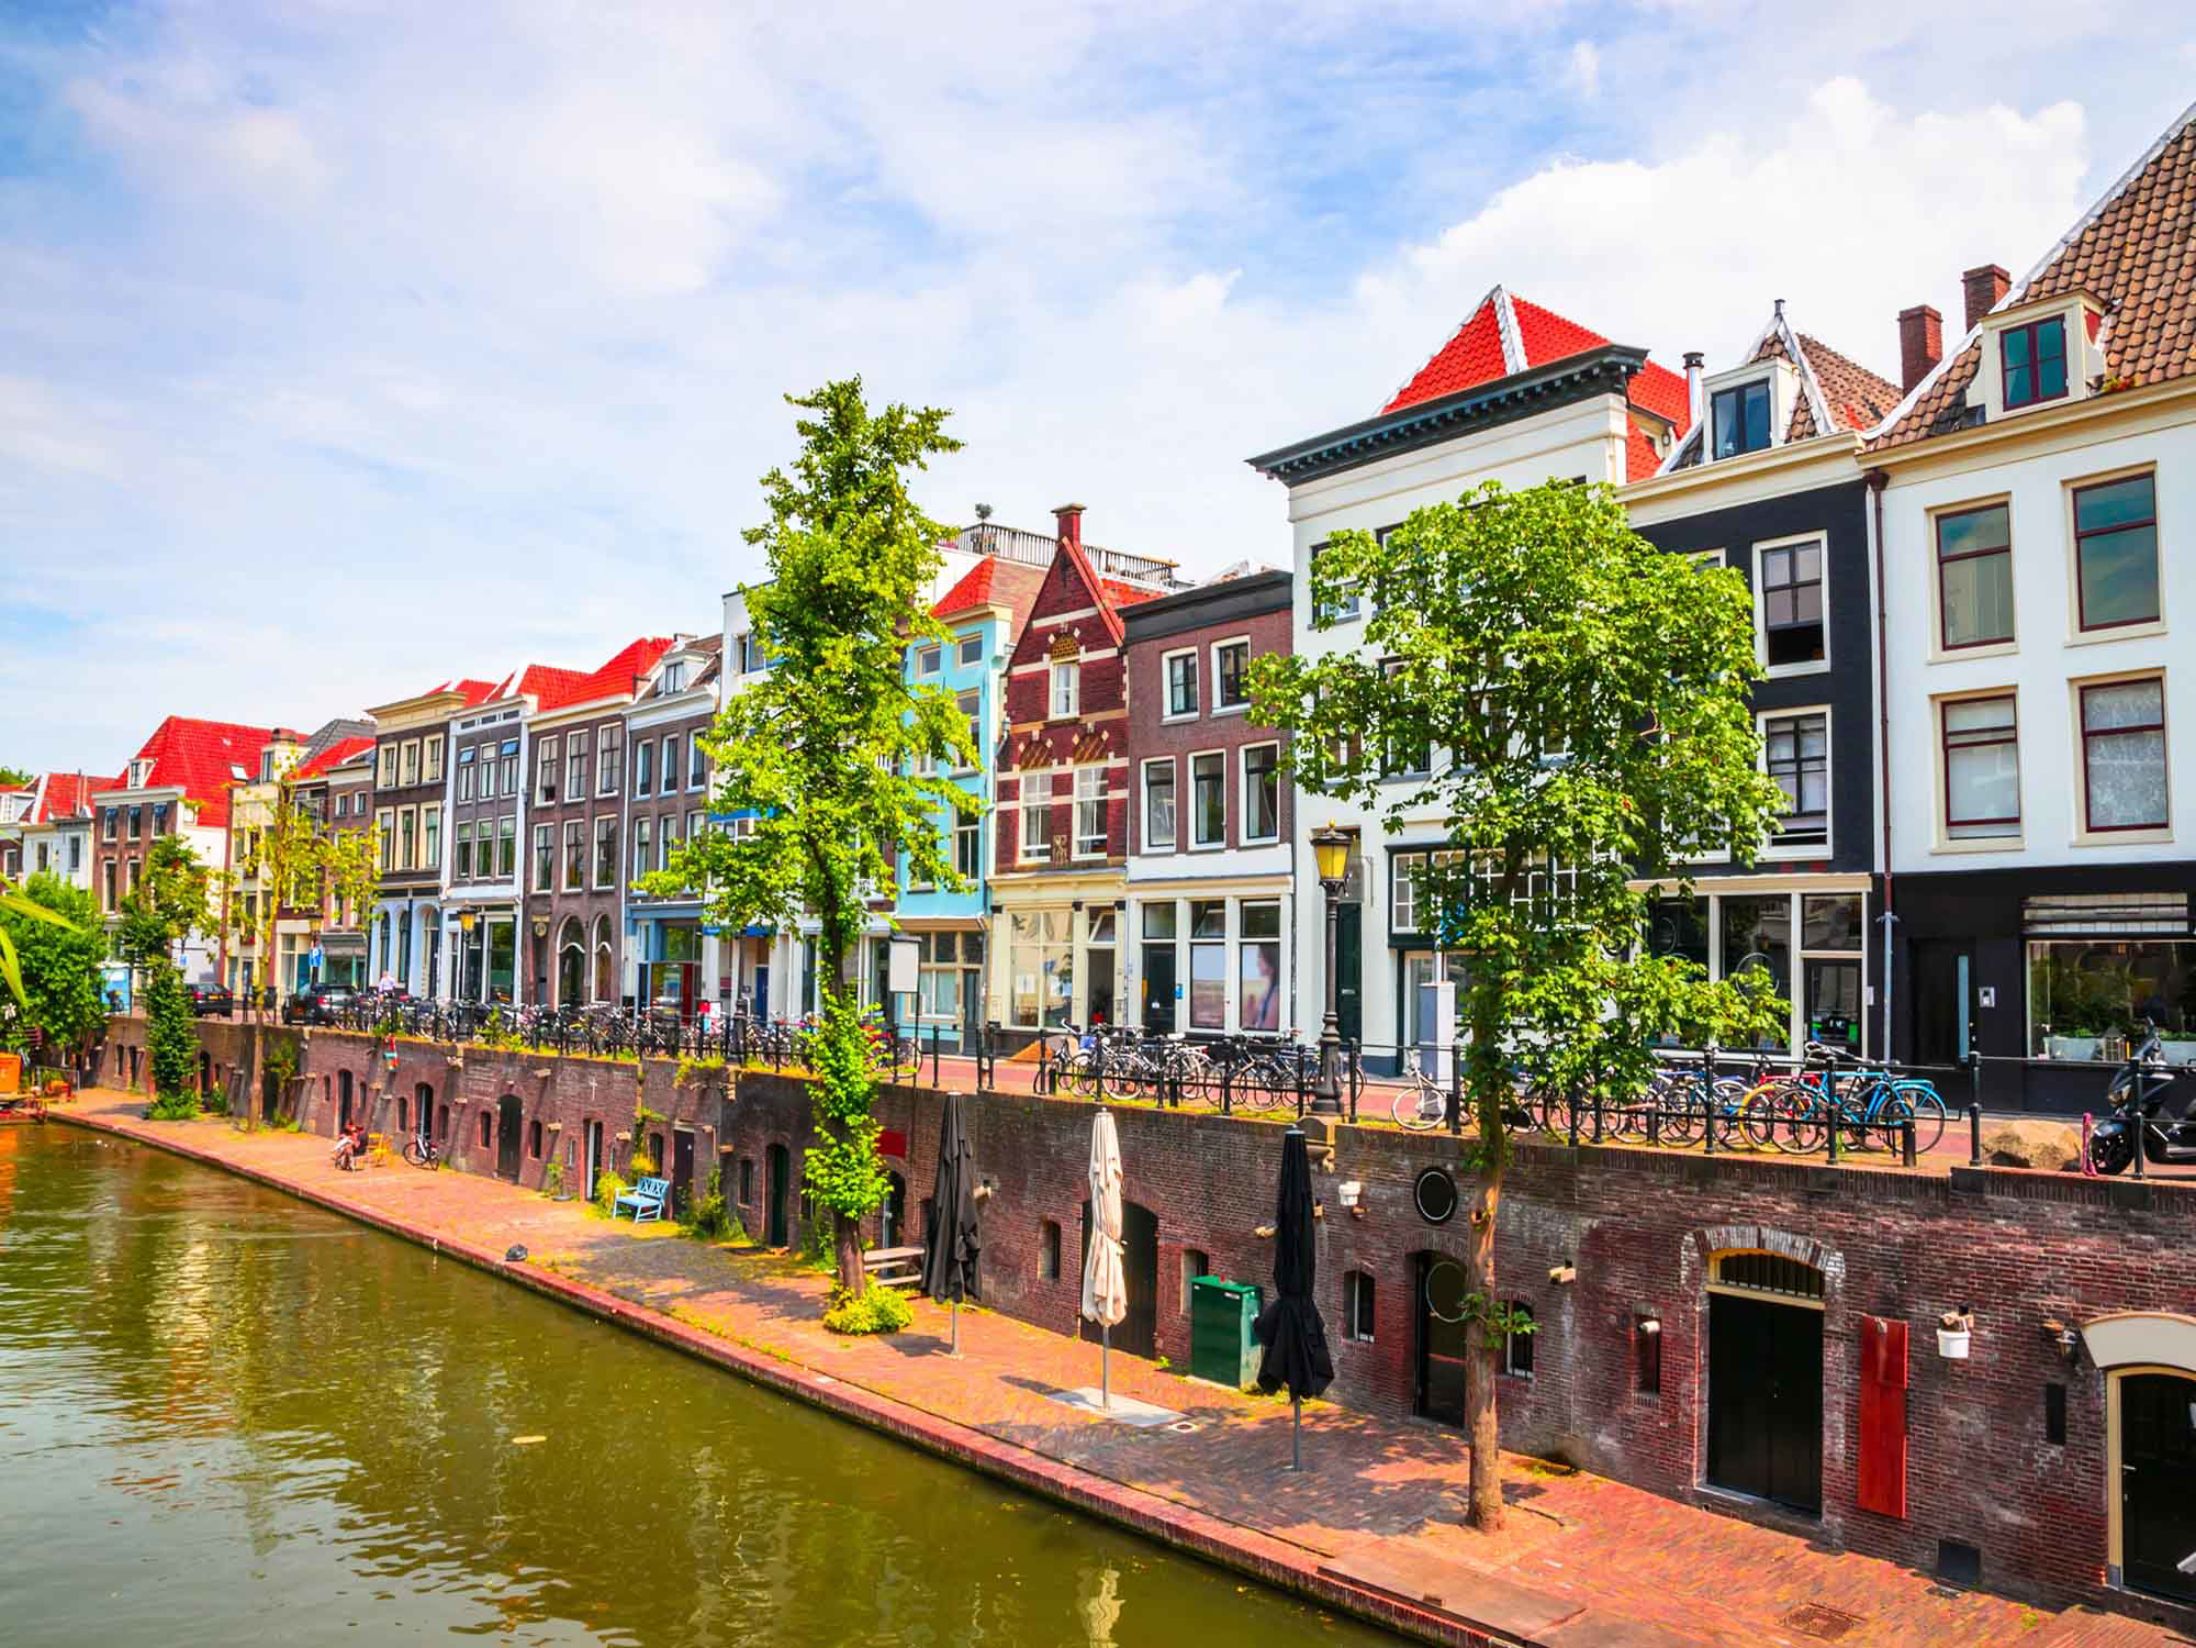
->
[614,1175,670,1224]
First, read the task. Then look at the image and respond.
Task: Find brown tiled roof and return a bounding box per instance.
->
[1661,311,1899,471]
[1875,104,2196,449]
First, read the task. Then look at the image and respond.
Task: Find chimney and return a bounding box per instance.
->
[1053,502,1085,555]
[1963,263,2011,332]
[1898,304,1943,393]
[1683,351,1705,429]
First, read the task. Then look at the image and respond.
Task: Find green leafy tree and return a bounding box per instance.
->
[1250,479,1788,1530]
[0,765,33,789]
[1,877,78,1009]
[144,961,199,1117]
[117,838,214,1121]
[643,378,974,1297]
[0,873,103,1057]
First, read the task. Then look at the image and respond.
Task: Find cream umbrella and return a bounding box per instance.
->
[1081,1107,1126,1408]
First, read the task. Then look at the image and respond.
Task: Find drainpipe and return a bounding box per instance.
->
[1866,467,1895,1064]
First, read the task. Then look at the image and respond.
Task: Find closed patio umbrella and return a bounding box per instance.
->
[1082,1107,1126,1409]
[1254,1126,1334,1470]
[920,1091,981,1355]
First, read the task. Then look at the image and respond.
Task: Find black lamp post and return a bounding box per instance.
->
[1309,823,1351,1117]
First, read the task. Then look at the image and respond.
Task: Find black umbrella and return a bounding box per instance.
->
[1254,1126,1334,1470]
[920,1090,981,1355]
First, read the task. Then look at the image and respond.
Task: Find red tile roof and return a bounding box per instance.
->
[35,773,104,822]
[293,737,375,781]
[514,637,676,714]
[103,716,277,826]
[1383,285,1695,442]
[1876,103,2196,448]
[1100,577,1163,611]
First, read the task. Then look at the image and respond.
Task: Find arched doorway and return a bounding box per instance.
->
[338,1069,355,1131]
[413,1082,435,1150]
[495,1094,524,1181]
[557,917,585,1009]
[2084,1313,2196,1603]
[593,915,615,1004]
[1080,1198,1159,1359]
[1413,1251,1470,1427]
[1705,1249,1824,1514]
[764,1144,790,1247]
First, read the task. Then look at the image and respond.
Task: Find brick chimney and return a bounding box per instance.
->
[1898,304,1943,393]
[1963,263,2011,332]
[1053,502,1085,555]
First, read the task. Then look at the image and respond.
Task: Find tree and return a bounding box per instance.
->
[0,873,103,1057]
[117,839,214,1121]
[0,764,33,789]
[144,961,199,1117]
[645,378,974,1299]
[1250,479,1788,1530]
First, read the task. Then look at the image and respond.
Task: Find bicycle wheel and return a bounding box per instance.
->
[1657,1074,1705,1146]
[1871,1089,1917,1154]
[1894,1083,1948,1155]
[1759,1080,1826,1154]
[402,1138,427,1168]
[1392,1080,1444,1131]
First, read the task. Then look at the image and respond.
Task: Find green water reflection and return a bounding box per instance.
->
[0,1128,1391,1647]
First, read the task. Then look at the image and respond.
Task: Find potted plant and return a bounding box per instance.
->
[1937,1306,1974,1360]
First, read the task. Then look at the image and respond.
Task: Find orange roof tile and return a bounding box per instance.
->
[293,737,375,781]
[104,716,277,826]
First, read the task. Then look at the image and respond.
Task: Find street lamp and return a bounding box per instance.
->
[1310,822,1352,1117]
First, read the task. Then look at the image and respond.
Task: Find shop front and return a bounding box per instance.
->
[872,923,986,1048]
[1124,886,1292,1039]
[1643,875,1875,1058]
[635,915,705,1019]
[446,905,518,1005]
[991,889,1123,1042]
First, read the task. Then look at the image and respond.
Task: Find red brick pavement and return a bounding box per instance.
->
[51,1088,2189,1648]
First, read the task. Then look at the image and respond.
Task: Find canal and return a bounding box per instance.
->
[0,1127,1390,1647]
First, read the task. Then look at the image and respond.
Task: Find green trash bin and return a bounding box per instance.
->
[1189,1276,1263,1389]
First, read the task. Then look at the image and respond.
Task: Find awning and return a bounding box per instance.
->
[2023,893,2191,937]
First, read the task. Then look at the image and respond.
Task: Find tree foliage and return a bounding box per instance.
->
[0,765,33,790]
[0,876,79,1009]
[0,873,103,1055]
[645,377,970,1294]
[116,838,213,973]
[144,960,200,1118]
[1249,478,1789,1529]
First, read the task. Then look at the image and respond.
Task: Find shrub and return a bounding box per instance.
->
[681,1167,743,1242]
[592,1170,630,1219]
[823,1283,912,1336]
[144,964,200,1120]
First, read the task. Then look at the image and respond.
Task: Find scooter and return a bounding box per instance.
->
[2087,1020,2196,1173]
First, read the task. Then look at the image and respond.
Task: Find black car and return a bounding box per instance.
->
[284,982,359,1026]
[187,982,236,1017]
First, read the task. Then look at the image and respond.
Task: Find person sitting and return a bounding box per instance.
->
[331,1121,365,1171]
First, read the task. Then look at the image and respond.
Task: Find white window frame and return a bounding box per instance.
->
[1141,756,1177,853]
[955,689,981,775]
[1752,532,1830,679]
[661,735,679,797]
[1050,659,1080,720]
[536,734,560,804]
[916,644,942,677]
[1758,705,1832,860]
[1189,749,1227,850]
[1240,741,1282,845]
[597,726,621,796]
[1210,638,1251,715]
[956,813,982,881]
[1161,648,1199,722]
[594,816,617,889]
[1074,765,1108,860]
[1020,771,1052,862]
[376,745,397,789]
[423,734,445,783]
[957,634,984,668]
[632,815,653,883]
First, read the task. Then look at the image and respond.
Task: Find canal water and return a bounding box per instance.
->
[0,1127,1390,1647]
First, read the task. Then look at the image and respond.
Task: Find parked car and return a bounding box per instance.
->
[187,982,236,1018]
[283,982,359,1025]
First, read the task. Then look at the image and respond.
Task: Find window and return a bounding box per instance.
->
[2001,316,2067,410]
[916,644,941,676]
[1936,502,2015,649]
[422,805,440,872]
[566,737,588,799]
[1191,753,1225,848]
[955,814,982,881]
[1242,743,1280,843]
[1757,538,1824,667]
[597,726,622,794]
[492,816,513,878]
[2044,1382,2067,1446]
[2030,930,2196,1058]
[661,736,680,796]
[1008,910,1072,1027]
[659,812,680,874]
[659,659,686,695]
[594,817,617,888]
[1039,1220,1061,1281]
[537,736,560,803]
[2073,473,2160,632]
[738,1158,754,1204]
[480,1111,493,1149]
[497,739,519,796]
[400,740,420,787]
[1637,1317,1663,1395]
[1763,712,1828,847]
[1502,1301,1534,1378]
[533,824,553,888]
[1942,696,2020,839]
[1312,541,1362,624]
[102,861,116,912]
[398,808,417,870]
[128,805,142,838]
[563,821,584,890]
[376,746,397,789]
[955,689,981,773]
[1020,772,1051,861]
[1213,640,1250,711]
[632,816,652,882]
[1164,650,1198,718]
[688,734,707,790]
[2080,678,2168,832]
[375,809,395,873]
[528,1118,543,1160]
[1180,1250,1208,1315]
[1711,379,1771,459]
[1240,900,1282,1032]
[424,735,444,783]
[1074,766,1107,857]
[1189,900,1227,1030]
[1142,758,1176,851]
[958,634,984,667]
[1343,1271,1375,1343]
[1050,659,1079,719]
[457,746,476,802]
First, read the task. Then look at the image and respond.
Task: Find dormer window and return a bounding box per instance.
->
[128,759,151,788]
[1710,380,1772,460]
[2001,317,2067,410]
[660,660,686,694]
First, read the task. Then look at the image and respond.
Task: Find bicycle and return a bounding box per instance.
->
[401,1132,443,1170]
[1392,1049,1449,1131]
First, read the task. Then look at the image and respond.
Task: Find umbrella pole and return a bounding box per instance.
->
[949,1297,960,1357]
[1290,1396,1303,1471]
[1101,1322,1111,1409]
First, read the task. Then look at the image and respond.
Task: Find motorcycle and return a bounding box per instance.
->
[2086,1020,2196,1174]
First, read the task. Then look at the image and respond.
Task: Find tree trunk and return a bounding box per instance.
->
[1464,1156,1505,1531]
[243,1017,264,1130]
[835,1209,866,1296]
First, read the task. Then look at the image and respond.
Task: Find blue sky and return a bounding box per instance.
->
[2,0,2192,773]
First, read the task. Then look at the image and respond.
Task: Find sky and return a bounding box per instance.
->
[2,0,2193,775]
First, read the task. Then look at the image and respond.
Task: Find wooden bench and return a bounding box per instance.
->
[614,1175,670,1223]
[863,1245,925,1289]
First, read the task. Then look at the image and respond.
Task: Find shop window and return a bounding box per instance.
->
[1502,1301,1535,1377]
[2079,678,2168,833]
[1757,539,1825,668]
[1936,502,2014,649]
[1344,1271,1375,1343]
[1008,910,1072,1029]
[1189,901,1227,1031]
[2073,474,2160,632]
[1942,696,2021,839]
[1239,900,1282,1033]
[2029,935,2196,1060]
[1721,895,1793,1049]
[1040,1220,1062,1281]
[1180,1249,1208,1315]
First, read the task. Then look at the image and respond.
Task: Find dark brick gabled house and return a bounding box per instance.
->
[987,506,1165,1035]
